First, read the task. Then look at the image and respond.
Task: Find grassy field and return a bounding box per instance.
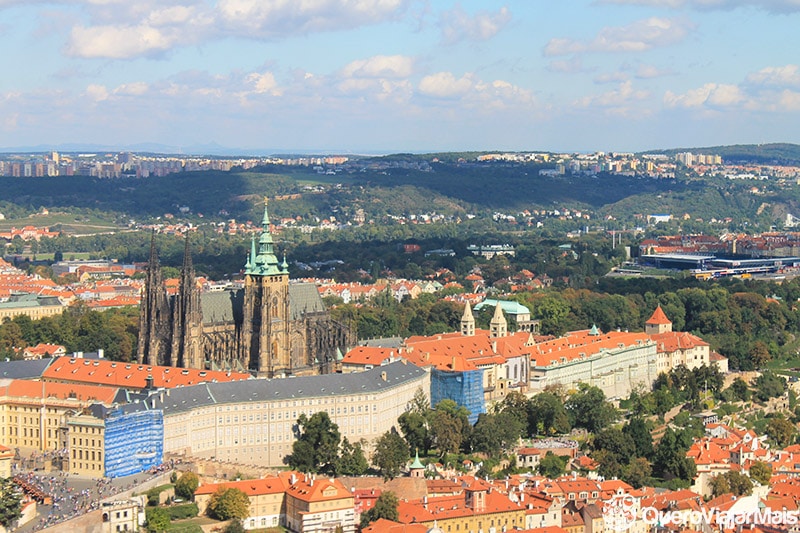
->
[0,211,122,234]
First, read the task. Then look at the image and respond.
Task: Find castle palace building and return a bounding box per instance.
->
[137,205,354,377]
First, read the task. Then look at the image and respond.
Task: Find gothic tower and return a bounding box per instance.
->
[242,202,291,377]
[137,233,171,365]
[645,304,673,335]
[461,302,475,337]
[170,236,202,368]
[489,303,507,338]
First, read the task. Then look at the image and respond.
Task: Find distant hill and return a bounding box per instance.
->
[642,143,800,165]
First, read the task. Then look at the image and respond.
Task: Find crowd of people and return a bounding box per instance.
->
[10,459,175,532]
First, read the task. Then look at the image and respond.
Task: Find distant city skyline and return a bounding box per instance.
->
[1,0,798,154]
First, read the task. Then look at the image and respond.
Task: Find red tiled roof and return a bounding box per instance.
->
[646,305,672,325]
[195,472,292,496]
[342,346,400,365]
[0,379,117,404]
[42,356,251,389]
[362,519,428,533]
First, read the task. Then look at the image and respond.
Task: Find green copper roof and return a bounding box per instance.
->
[474,299,530,316]
[244,203,289,276]
[589,324,600,336]
[410,450,424,470]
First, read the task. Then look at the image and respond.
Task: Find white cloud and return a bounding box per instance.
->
[113,82,149,96]
[415,71,534,111]
[595,71,630,84]
[66,24,178,58]
[85,83,109,101]
[746,64,800,88]
[215,0,409,37]
[418,72,474,98]
[544,17,693,56]
[340,55,415,79]
[59,0,411,59]
[664,83,745,108]
[577,80,650,108]
[635,64,673,79]
[245,72,282,96]
[439,5,511,45]
[597,0,800,14]
[547,57,591,74]
[778,90,800,111]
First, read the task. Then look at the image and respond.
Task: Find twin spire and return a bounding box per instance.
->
[245,199,289,276]
[461,301,507,338]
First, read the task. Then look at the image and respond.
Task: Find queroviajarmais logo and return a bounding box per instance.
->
[602,493,637,532]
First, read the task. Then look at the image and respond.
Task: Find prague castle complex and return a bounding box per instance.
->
[137,204,353,377]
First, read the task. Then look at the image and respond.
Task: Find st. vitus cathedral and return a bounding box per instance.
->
[137,204,354,377]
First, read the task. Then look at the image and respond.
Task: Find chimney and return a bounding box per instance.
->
[98,349,104,358]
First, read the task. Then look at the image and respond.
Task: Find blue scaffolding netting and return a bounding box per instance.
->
[104,408,164,478]
[430,368,485,424]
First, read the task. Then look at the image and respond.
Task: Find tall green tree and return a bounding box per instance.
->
[0,478,22,529]
[359,491,399,529]
[622,417,654,458]
[469,411,524,456]
[565,384,617,432]
[528,392,571,436]
[652,427,696,483]
[766,416,796,448]
[429,400,471,456]
[335,438,369,476]
[372,430,410,481]
[175,471,200,501]
[286,412,341,474]
[207,487,250,521]
[749,461,772,485]
[398,410,431,455]
[146,507,170,533]
[538,452,567,478]
[711,471,753,497]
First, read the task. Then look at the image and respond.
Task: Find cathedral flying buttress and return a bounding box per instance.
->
[137,203,355,377]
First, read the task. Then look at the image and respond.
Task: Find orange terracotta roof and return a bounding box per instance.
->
[646,305,672,325]
[195,472,292,496]
[397,491,523,524]
[285,475,353,504]
[24,343,66,356]
[0,379,117,404]
[651,331,709,352]
[342,346,401,366]
[42,356,251,389]
[362,519,428,533]
[530,331,651,368]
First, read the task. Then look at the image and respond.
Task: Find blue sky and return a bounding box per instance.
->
[1,0,799,154]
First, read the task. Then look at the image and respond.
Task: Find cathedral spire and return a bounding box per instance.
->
[182,233,193,273]
[461,302,475,337]
[246,198,283,276]
[148,230,159,270]
[490,302,507,338]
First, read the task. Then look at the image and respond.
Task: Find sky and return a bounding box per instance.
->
[1,0,799,154]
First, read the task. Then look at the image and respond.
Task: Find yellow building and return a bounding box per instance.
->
[396,478,527,533]
[0,444,13,478]
[0,294,63,321]
[0,380,117,454]
[66,412,105,476]
[195,471,356,532]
